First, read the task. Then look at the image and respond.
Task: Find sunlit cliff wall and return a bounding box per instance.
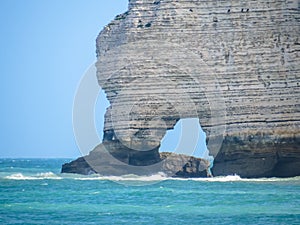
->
[95,0,300,177]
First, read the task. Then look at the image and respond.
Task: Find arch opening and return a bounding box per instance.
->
[159,117,212,159]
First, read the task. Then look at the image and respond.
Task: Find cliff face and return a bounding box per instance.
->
[91,0,300,178]
[61,0,300,178]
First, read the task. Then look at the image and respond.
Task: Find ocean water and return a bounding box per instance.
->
[0,159,299,225]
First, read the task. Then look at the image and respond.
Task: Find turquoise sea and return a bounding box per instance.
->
[1,159,299,224]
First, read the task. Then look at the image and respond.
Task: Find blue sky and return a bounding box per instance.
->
[0,0,208,159]
[0,0,128,158]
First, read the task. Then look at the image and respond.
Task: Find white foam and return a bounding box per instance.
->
[187,174,242,182]
[74,172,168,182]
[5,173,38,180]
[5,172,62,180]
[188,175,300,183]
[240,176,300,182]
[4,172,300,183]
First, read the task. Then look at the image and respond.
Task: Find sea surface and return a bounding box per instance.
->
[0,158,299,225]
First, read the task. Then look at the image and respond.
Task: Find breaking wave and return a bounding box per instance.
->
[5,172,62,180]
[74,172,169,182]
[3,172,300,183]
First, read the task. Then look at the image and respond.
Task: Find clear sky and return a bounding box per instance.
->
[0,0,128,158]
[0,0,208,159]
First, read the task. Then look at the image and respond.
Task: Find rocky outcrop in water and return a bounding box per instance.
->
[63,0,300,178]
[61,143,209,177]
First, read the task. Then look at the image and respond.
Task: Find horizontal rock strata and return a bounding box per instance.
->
[65,0,299,177]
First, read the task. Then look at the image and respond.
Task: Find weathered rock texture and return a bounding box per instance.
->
[64,0,300,177]
[61,143,209,177]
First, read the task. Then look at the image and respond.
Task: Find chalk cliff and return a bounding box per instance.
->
[63,0,300,177]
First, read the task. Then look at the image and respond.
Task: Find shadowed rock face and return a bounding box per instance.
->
[61,143,209,177]
[63,0,300,178]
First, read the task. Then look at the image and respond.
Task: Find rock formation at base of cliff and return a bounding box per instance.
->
[61,142,209,178]
[63,0,300,178]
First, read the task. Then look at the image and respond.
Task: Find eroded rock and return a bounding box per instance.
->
[64,0,300,178]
